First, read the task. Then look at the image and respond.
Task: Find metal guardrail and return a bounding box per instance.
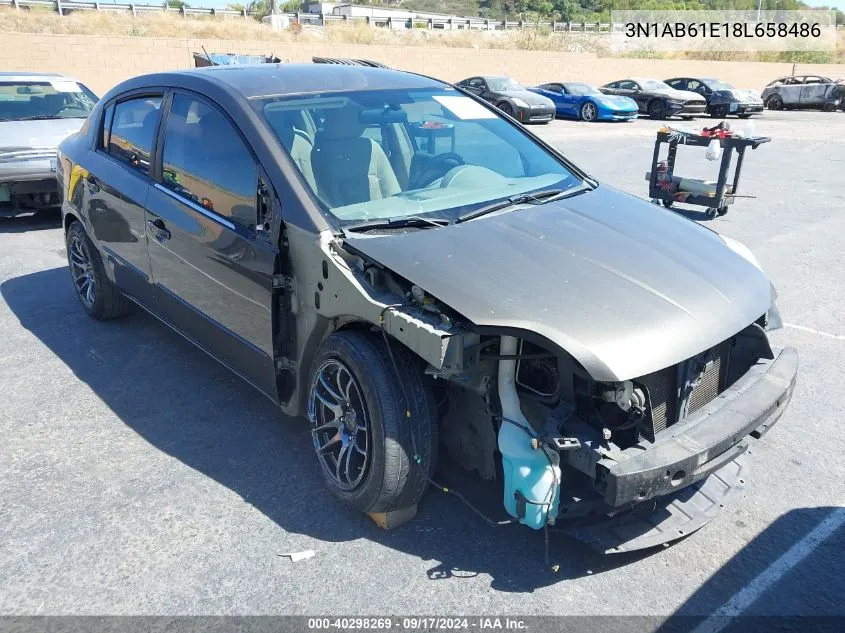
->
[5,2,845,32]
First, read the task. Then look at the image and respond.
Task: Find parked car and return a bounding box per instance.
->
[455,75,555,124]
[0,72,98,218]
[761,75,844,112]
[58,64,796,552]
[664,77,763,119]
[528,82,638,122]
[600,77,707,119]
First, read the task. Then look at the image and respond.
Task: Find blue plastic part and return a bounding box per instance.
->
[499,421,561,529]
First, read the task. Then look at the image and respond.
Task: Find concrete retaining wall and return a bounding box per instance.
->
[1,33,843,96]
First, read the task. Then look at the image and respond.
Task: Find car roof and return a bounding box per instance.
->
[0,71,73,82]
[113,64,447,100]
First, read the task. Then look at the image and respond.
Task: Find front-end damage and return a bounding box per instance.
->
[279,223,796,552]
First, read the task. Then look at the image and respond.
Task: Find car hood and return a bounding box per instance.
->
[0,118,85,155]
[597,95,638,109]
[499,90,554,106]
[654,88,706,102]
[344,185,772,382]
[714,88,763,103]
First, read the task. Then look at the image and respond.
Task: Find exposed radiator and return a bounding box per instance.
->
[687,340,732,415]
[636,338,732,441]
[636,366,677,441]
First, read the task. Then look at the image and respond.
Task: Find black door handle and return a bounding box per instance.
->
[147,218,171,242]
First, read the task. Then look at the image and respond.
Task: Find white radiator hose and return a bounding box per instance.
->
[497,336,561,529]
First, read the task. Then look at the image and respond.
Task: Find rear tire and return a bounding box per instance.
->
[307,330,438,515]
[648,99,668,120]
[66,221,132,320]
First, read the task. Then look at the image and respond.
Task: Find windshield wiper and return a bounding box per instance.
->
[17,115,63,121]
[343,215,450,234]
[453,187,575,224]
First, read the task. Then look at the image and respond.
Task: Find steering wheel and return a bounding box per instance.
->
[409,152,465,189]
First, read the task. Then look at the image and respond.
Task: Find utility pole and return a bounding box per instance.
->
[271,0,278,14]
[757,0,762,22]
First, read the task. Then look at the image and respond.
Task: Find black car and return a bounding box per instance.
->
[600,77,707,119]
[665,77,764,118]
[56,64,795,552]
[455,75,555,124]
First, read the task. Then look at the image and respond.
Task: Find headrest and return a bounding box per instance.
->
[42,93,65,112]
[321,107,365,141]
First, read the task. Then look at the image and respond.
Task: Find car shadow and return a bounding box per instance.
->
[3,266,665,593]
[0,209,62,233]
[656,506,844,631]
[670,207,717,222]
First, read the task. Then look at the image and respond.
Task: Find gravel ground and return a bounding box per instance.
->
[0,109,843,618]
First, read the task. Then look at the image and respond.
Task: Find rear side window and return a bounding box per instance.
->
[108,97,162,175]
[160,93,257,228]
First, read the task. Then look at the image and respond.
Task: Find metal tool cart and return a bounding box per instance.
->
[647,129,770,219]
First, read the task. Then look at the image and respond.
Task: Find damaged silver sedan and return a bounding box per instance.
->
[1,73,98,218]
[57,64,797,553]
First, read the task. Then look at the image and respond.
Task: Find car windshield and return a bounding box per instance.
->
[565,83,601,96]
[259,88,581,226]
[704,79,735,90]
[486,77,524,92]
[0,80,97,121]
[640,79,672,90]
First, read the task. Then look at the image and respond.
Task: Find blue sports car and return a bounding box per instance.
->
[529,82,639,122]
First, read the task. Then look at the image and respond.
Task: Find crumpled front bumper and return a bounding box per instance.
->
[596,346,798,507]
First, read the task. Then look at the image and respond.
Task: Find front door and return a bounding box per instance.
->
[84,94,163,307]
[144,91,278,399]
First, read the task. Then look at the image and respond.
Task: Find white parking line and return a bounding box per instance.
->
[784,323,845,341]
[689,507,845,633]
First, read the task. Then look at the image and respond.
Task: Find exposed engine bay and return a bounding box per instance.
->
[331,240,795,550]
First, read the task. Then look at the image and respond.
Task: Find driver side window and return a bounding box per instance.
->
[467,78,486,93]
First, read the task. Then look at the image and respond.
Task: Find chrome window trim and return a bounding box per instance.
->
[153,182,237,231]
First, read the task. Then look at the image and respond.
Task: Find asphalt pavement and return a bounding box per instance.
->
[0,109,843,618]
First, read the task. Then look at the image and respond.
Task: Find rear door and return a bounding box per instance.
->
[144,90,278,399]
[84,92,163,307]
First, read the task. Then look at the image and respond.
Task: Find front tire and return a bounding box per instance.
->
[580,101,598,122]
[711,104,729,119]
[648,99,668,120]
[766,95,783,110]
[66,221,131,320]
[498,102,513,117]
[307,330,438,515]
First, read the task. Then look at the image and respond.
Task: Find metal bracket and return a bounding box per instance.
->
[272,275,294,291]
[275,357,296,372]
[551,437,582,451]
